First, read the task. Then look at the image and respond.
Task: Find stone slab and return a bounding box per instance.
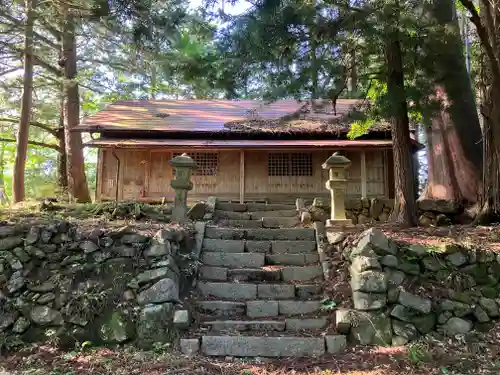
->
[250,210,299,219]
[202,239,245,253]
[201,335,325,357]
[295,284,323,300]
[265,204,297,211]
[279,300,321,315]
[285,318,327,331]
[325,335,347,353]
[266,254,320,266]
[262,217,300,228]
[199,266,228,281]
[202,252,265,268]
[246,300,279,318]
[180,338,200,356]
[204,320,285,332]
[282,266,323,281]
[204,227,245,240]
[216,202,247,212]
[271,240,317,254]
[196,301,246,316]
[258,284,295,299]
[218,220,263,228]
[214,210,251,220]
[198,282,257,299]
[245,228,315,241]
[251,210,298,218]
[228,268,281,282]
[245,241,272,253]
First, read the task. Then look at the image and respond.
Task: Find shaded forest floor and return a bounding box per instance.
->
[2,324,500,375]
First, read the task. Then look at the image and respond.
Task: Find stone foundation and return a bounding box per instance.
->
[326,227,500,345]
[304,198,468,226]
[0,220,200,349]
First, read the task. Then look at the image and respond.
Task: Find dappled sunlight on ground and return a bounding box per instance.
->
[3,327,500,375]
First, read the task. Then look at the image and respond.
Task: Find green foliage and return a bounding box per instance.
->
[347,119,376,139]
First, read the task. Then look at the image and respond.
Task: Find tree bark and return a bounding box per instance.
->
[459,0,500,222]
[58,82,68,190]
[420,0,483,206]
[61,15,91,203]
[12,0,34,203]
[386,33,418,226]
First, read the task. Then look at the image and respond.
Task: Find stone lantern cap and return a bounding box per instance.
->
[322,152,351,169]
[169,153,198,169]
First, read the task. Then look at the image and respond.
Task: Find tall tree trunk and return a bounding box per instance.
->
[12,0,34,203]
[62,15,91,203]
[458,0,500,222]
[421,0,483,206]
[386,33,418,226]
[58,81,68,190]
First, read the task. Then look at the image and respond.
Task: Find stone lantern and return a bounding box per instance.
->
[322,152,352,227]
[169,153,198,223]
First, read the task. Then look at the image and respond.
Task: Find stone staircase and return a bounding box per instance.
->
[189,201,345,358]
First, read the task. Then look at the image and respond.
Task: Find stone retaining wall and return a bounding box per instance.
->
[304,198,466,226]
[0,221,200,350]
[326,227,500,345]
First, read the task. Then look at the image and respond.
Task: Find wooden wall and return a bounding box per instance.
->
[96,148,391,202]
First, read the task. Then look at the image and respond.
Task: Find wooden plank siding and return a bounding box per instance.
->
[97,148,392,202]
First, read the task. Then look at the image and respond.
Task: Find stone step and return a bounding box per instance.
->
[278,300,322,316]
[245,228,315,241]
[202,252,265,268]
[245,240,272,253]
[216,202,247,212]
[198,281,257,299]
[201,335,325,357]
[201,239,317,254]
[282,266,323,281]
[272,240,316,254]
[257,284,295,299]
[247,203,296,211]
[285,318,328,331]
[218,220,263,228]
[250,210,298,218]
[214,202,297,212]
[195,301,246,317]
[205,227,245,240]
[199,266,228,281]
[202,239,245,253]
[262,217,300,228]
[245,300,322,317]
[214,210,251,220]
[203,320,285,332]
[296,284,323,300]
[227,268,281,282]
[266,253,320,266]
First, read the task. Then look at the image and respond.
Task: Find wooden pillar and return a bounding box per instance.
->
[95,148,104,202]
[360,151,367,198]
[239,150,245,203]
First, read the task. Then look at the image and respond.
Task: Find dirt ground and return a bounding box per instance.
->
[1,323,500,375]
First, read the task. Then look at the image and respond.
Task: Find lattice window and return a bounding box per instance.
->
[268,153,290,176]
[173,152,218,176]
[291,153,313,176]
[268,153,313,176]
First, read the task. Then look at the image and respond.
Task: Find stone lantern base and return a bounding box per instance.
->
[326,218,353,229]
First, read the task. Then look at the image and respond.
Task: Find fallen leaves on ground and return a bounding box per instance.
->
[3,323,500,375]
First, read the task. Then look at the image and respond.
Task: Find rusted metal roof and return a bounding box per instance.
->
[75,99,371,134]
[86,138,395,149]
